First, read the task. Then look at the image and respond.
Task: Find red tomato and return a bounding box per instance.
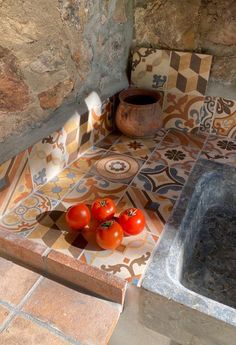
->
[96,220,123,250]
[118,208,145,235]
[66,204,91,231]
[91,198,116,221]
[82,218,100,246]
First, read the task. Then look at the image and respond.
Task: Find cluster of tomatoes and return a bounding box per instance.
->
[65,198,146,250]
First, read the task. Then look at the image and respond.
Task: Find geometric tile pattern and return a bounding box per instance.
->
[212,97,236,139]
[88,101,113,144]
[71,147,107,175]
[167,52,212,96]
[131,48,171,91]
[132,161,189,200]
[0,151,33,217]
[116,187,175,237]
[162,93,205,133]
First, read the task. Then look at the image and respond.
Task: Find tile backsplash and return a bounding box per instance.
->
[0,99,113,218]
[131,48,236,139]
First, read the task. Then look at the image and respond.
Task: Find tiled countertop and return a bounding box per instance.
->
[0,129,236,293]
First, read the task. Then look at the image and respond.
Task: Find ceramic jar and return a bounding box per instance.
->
[115,88,163,138]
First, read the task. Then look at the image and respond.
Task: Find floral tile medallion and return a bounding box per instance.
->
[62,174,128,206]
[0,193,58,233]
[131,162,189,199]
[162,93,205,132]
[150,144,199,171]
[212,98,236,139]
[201,136,236,166]
[38,167,85,201]
[80,231,158,285]
[110,136,157,160]
[92,153,144,185]
[116,187,175,236]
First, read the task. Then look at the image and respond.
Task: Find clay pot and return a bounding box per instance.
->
[115,88,163,138]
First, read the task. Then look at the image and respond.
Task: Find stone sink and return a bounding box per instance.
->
[140,159,236,345]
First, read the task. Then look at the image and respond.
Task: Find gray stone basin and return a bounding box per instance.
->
[140,159,236,345]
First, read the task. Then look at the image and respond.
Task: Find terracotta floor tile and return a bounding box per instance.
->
[131,162,189,200]
[23,278,120,345]
[116,187,175,236]
[38,166,85,200]
[0,257,40,306]
[0,305,10,325]
[91,153,144,185]
[0,316,69,345]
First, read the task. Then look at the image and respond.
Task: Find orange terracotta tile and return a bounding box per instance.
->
[0,317,69,345]
[46,250,127,305]
[0,305,10,325]
[0,230,47,271]
[0,257,40,306]
[23,278,120,345]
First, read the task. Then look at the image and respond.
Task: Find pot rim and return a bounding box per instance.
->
[119,87,161,107]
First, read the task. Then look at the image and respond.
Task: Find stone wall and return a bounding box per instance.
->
[134,0,236,85]
[0,0,133,142]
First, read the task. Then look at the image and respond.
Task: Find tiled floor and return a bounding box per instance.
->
[0,257,120,345]
[0,129,236,287]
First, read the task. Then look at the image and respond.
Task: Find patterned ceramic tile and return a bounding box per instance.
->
[131,161,189,199]
[95,132,121,150]
[64,112,93,165]
[91,153,144,185]
[212,98,236,138]
[0,151,33,217]
[162,92,205,133]
[71,147,107,175]
[80,231,158,285]
[162,129,206,149]
[110,136,157,160]
[38,166,85,201]
[27,203,86,259]
[153,128,167,144]
[150,144,199,171]
[131,48,171,90]
[88,100,113,144]
[201,136,236,166]
[167,52,212,95]
[62,173,128,206]
[199,96,216,133]
[0,193,58,233]
[29,130,68,189]
[116,187,175,236]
